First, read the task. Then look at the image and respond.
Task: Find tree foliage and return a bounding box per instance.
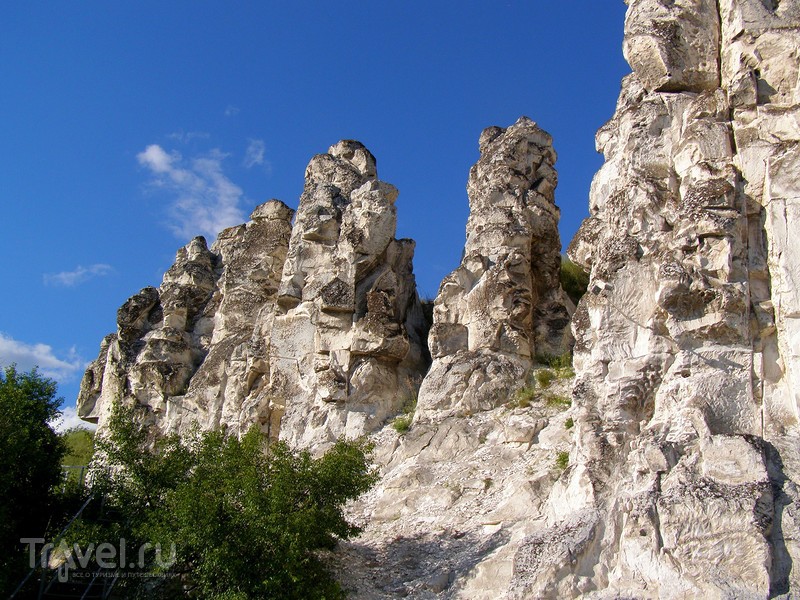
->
[61,427,95,466]
[88,402,378,599]
[0,365,66,594]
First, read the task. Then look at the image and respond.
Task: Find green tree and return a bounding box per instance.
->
[61,427,95,466]
[0,365,66,594]
[87,402,378,599]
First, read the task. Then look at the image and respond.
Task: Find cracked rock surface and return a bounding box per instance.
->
[339,1,800,597]
[79,142,427,448]
[547,0,800,596]
[416,117,572,421]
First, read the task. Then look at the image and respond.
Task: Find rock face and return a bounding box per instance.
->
[335,2,800,598]
[79,202,295,437]
[417,117,572,419]
[78,2,800,596]
[270,141,426,447]
[78,142,427,447]
[542,0,800,596]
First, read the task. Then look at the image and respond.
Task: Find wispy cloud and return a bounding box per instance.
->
[167,130,210,143]
[0,333,85,382]
[44,264,113,287]
[243,138,266,169]
[50,406,97,433]
[224,105,240,117]
[137,144,247,240]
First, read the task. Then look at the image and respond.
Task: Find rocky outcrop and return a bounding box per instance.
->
[270,140,427,447]
[79,201,295,437]
[416,117,572,419]
[327,120,578,599]
[78,2,800,596]
[528,0,800,596]
[335,2,800,598]
[78,142,427,447]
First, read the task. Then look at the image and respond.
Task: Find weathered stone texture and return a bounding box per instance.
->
[79,142,427,448]
[77,2,800,595]
[270,140,427,448]
[417,117,572,420]
[532,0,800,596]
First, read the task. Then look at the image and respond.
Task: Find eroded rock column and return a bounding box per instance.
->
[269,141,427,448]
[416,117,572,419]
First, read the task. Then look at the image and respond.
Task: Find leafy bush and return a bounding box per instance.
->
[0,365,66,595]
[555,451,570,471]
[512,386,536,408]
[564,417,575,430]
[85,402,378,599]
[392,390,418,434]
[511,367,574,410]
[558,366,576,379]
[560,258,589,304]
[393,415,412,433]
[535,351,573,371]
[60,428,94,487]
[535,369,556,389]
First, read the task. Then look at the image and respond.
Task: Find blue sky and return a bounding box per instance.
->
[0,2,629,423]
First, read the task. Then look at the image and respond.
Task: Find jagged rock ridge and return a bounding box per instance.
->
[77,0,800,596]
[79,141,427,447]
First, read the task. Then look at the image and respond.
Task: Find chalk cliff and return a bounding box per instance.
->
[78,0,800,596]
[417,117,572,420]
[79,142,427,448]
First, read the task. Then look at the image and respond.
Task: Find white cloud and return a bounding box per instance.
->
[243,138,266,169]
[167,130,210,143]
[138,144,177,174]
[0,333,85,382]
[43,264,113,287]
[137,144,247,240]
[224,105,240,117]
[50,406,97,433]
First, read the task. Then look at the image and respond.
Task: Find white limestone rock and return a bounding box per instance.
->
[78,201,295,437]
[417,117,572,420]
[79,140,427,449]
[524,0,800,596]
[624,0,721,93]
[78,2,800,595]
[269,140,427,448]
